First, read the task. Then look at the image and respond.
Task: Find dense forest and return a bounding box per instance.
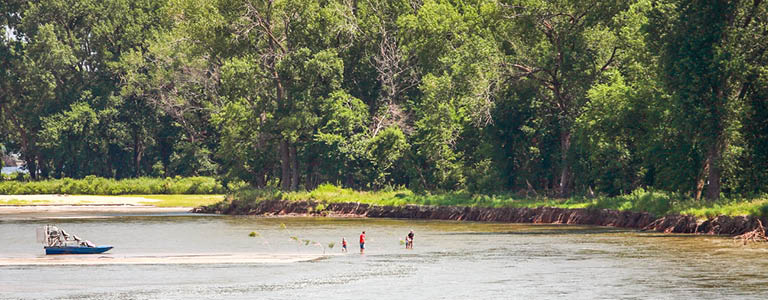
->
[1,0,766,200]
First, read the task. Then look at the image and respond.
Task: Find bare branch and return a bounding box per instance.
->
[600,47,618,73]
[368,1,418,136]
[241,0,287,54]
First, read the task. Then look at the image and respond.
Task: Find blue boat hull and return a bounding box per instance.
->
[45,246,113,255]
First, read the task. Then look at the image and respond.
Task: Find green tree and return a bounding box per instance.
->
[397,0,504,190]
[648,0,768,200]
[501,0,626,196]
[1,0,172,178]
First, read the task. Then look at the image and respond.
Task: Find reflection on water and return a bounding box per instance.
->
[1,213,768,299]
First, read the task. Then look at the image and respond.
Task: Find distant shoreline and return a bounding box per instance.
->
[0,194,224,209]
[0,194,160,205]
[0,205,192,216]
[0,194,224,217]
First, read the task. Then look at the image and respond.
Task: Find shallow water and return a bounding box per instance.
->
[2,212,768,299]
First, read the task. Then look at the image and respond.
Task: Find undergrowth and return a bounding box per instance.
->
[219,184,768,218]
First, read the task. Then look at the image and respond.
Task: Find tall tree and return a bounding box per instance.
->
[501,0,626,196]
[649,0,768,200]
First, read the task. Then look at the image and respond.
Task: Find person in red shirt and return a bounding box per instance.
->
[342,237,347,253]
[359,231,366,253]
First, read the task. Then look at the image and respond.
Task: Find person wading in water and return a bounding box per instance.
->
[407,230,415,249]
[359,231,366,254]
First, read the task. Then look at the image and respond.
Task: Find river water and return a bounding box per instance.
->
[2,212,768,299]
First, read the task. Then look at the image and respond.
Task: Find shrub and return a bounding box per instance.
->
[0,176,226,195]
[212,186,768,219]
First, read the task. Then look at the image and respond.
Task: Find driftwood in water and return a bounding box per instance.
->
[735,219,768,244]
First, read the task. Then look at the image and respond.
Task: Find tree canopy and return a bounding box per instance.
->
[1,0,766,200]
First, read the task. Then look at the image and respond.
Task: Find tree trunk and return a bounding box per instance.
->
[697,79,728,201]
[38,153,50,179]
[25,153,37,180]
[706,158,721,200]
[694,140,723,201]
[14,120,35,179]
[705,136,724,201]
[255,169,267,188]
[346,173,354,189]
[289,145,299,191]
[558,130,572,197]
[102,151,112,178]
[305,159,316,191]
[280,139,291,191]
[133,133,143,178]
[55,159,64,179]
[694,159,707,201]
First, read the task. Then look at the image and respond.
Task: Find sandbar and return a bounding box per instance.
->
[0,253,328,266]
[0,205,193,220]
[0,195,200,218]
[0,194,160,205]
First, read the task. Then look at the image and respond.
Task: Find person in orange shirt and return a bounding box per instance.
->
[359,231,366,253]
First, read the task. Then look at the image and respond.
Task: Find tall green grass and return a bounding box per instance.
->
[224,184,768,218]
[134,194,226,207]
[0,176,226,195]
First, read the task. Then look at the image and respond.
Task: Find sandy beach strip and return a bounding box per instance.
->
[0,205,192,218]
[0,253,328,266]
[0,195,193,216]
[0,194,160,205]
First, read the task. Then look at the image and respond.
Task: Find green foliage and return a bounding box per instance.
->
[0,176,225,195]
[221,184,768,218]
[1,0,767,205]
[368,127,408,187]
[465,159,503,193]
[411,74,465,191]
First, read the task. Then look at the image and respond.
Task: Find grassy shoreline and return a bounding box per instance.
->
[220,184,768,219]
[3,178,766,218]
[132,194,226,207]
[0,176,226,195]
[0,194,225,207]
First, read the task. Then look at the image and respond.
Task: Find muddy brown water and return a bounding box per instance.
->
[1,211,768,299]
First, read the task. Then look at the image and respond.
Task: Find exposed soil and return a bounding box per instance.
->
[194,199,768,237]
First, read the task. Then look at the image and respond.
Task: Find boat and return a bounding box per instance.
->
[37,225,113,255]
[44,245,113,255]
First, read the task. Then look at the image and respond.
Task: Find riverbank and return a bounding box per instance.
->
[194,185,768,238]
[195,198,768,238]
[238,184,768,219]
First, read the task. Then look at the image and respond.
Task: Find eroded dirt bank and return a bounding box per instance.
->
[194,199,767,236]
